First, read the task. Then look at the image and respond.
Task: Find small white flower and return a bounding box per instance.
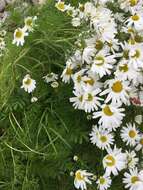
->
[55,0,69,12]
[74,169,93,190]
[135,134,143,151]
[43,72,58,83]
[93,104,125,131]
[13,27,28,46]
[121,123,140,146]
[101,78,131,105]
[72,17,81,27]
[103,146,127,176]
[126,150,139,169]
[21,74,36,93]
[51,81,59,88]
[24,16,37,32]
[96,174,112,190]
[73,155,79,161]
[123,168,143,190]
[90,125,114,150]
[82,88,103,112]
[135,115,143,124]
[91,48,116,78]
[31,97,38,103]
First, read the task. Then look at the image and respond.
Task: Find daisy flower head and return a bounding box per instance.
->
[93,103,125,131]
[24,16,37,32]
[121,123,140,147]
[128,43,143,69]
[61,60,74,83]
[114,59,139,85]
[123,168,143,190]
[81,71,103,91]
[90,125,114,150]
[74,169,93,190]
[91,48,116,78]
[21,74,36,93]
[13,27,28,46]
[55,0,68,12]
[118,0,143,13]
[70,90,84,110]
[82,88,103,112]
[126,12,143,32]
[126,150,139,169]
[103,146,127,176]
[43,72,58,84]
[101,78,131,105]
[135,134,143,151]
[96,174,112,190]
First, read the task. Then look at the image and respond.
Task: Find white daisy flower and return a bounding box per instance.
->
[21,74,36,93]
[118,0,143,13]
[31,97,38,103]
[114,59,139,85]
[123,168,143,190]
[126,13,143,31]
[121,123,140,146]
[135,135,143,151]
[126,150,139,169]
[70,90,84,110]
[90,125,114,150]
[12,27,28,46]
[24,16,37,32]
[55,0,67,12]
[61,61,74,83]
[101,78,131,105]
[74,169,93,190]
[43,72,58,83]
[128,43,143,69]
[82,88,103,112]
[103,146,127,176]
[72,17,81,27]
[96,174,112,190]
[135,115,143,125]
[93,103,125,131]
[91,48,116,78]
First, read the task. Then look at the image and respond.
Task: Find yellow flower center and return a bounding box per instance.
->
[129,130,136,138]
[79,4,84,12]
[24,78,32,85]
[26,18,32,26]
[128,28,135,34]
[95,40,104,50]
[112,81,123,93]
[84,78,95,86]
[95,56,105,66]
[79,95,83,102]
[15,29,23,38]
[131,176,139,184]
[100,135,107,143]
[131,49,140,59]
[105,155,116,167]
[123,50,129,59]
[140,138,143,145]
[77,75,82,83]
[87,93,93,101]
[130,0,138,6]
[65,67,73,75]
[99,177,106,184]
[131,15,140,21]
[56,2,65,10]
[75,171,84,181]
[119,64,129,72]
[103,105,113,116]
